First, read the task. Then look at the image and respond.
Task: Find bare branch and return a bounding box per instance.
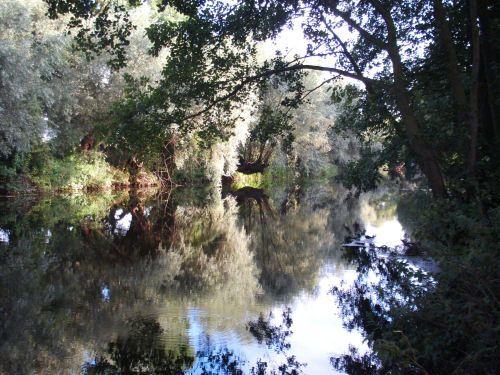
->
[300,77,336,102]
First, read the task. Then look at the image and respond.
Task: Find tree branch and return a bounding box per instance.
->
[320,14,367,81]
[299,76,336,102]
[180,63,383,122]
[366,0,397,53]
[329,4,389,50]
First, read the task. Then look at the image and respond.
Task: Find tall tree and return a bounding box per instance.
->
[44,0,498,197]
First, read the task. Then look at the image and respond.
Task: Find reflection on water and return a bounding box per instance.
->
[0,184,425,374]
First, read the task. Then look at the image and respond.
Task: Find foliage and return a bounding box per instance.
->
[29,150,129,191]
[247,308,293,353]
[331,194,500,374]
[9,0,352,187]
[0,0,171,191]
[250,106,293,147]
[44,0,498,198]
[231,172,266,190]
[340,147,382,193]
[83,318,195,374]
[0,0,60,158]
[239,73,347,180]
[0,0,107,160]
[327,1,500,198]
[288,73,346,177]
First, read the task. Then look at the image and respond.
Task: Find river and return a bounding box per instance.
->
[0,183,432,374]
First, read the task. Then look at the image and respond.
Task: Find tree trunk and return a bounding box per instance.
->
[127,156,141,187]
[80,129,95,151]
[393,85,446,197]
[433,0,469,128]
[467,0,480,176]
[478,1,499,141]
[379,5,447,197]
[158,138,176,184]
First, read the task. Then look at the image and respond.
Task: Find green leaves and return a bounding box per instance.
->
[45,0,136,69]
[250,106,292,144]
[341,147,382,192]
[38,0,500,199]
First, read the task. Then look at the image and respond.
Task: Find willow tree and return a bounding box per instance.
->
[45,0,498,197]
[237,105,293,174]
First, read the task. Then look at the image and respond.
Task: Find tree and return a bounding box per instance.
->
[238,104,293,174]
[0,0,59,159]
[0,0,171,187]
[44,0,498,198]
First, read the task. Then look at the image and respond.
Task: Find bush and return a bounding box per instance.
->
[29,151,129,192]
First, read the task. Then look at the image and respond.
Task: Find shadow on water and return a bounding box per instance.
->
[0,183,433,374]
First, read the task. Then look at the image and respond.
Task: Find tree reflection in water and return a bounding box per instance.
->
[82,310,304,374]
[247,308,293,353]
[230,185,341,300]
[330,238,435,374]
[0,184,404,374]
[83,318,194,374]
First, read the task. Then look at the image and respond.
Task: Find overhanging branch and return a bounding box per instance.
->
[328,4,389,51]
[180,63,383,122]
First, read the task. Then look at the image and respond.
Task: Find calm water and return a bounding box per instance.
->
[0,184,425,374]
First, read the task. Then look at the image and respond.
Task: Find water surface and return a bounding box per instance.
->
[0,184,421,374]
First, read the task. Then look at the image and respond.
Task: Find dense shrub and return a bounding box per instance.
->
[29,151,129,192]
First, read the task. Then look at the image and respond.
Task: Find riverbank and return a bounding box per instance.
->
[331,192,500,373]
[0,151,159,196]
